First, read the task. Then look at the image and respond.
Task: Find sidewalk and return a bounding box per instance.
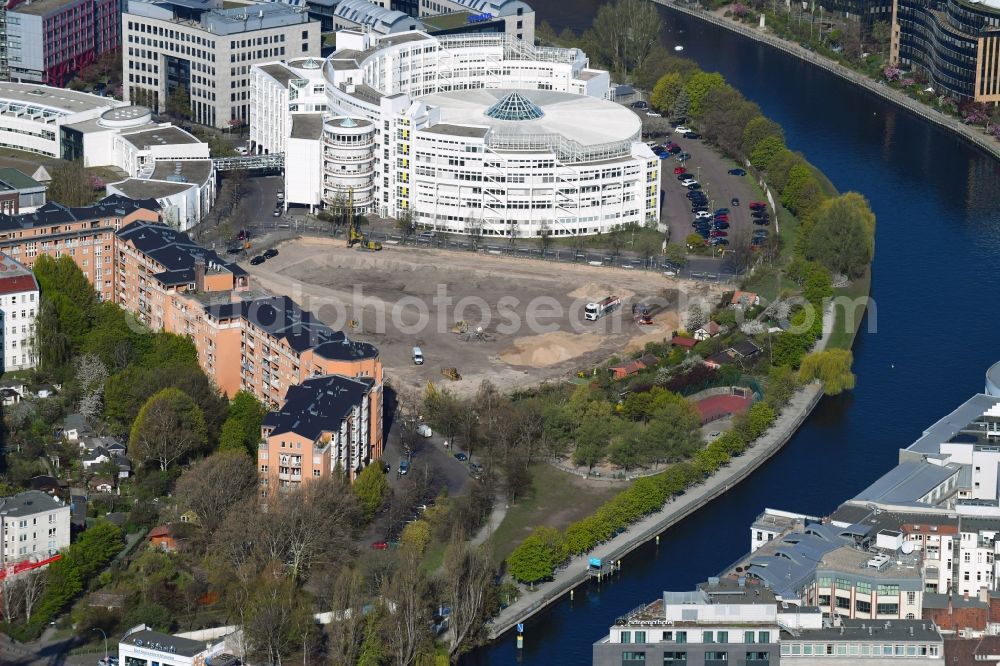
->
[471,500,508,547]
[488,381,823,638]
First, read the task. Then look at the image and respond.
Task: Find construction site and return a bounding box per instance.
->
[244,237,726,394]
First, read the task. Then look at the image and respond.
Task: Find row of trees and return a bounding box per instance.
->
[506,399,779,584]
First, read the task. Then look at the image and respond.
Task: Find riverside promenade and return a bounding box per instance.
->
[654,0,1000,162]
[488,380,824,639]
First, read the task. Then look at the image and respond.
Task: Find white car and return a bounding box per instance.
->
[645,111,662,117]
[674,126,692,134]
[416,423,432,438]
[695,211,712,219]
[680,178,697,187]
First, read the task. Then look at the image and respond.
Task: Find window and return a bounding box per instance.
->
[704,651,728,662]
[621,632,631,644]
[877,603,899,615]
[856,599,872,614]
[703,631,714,643]
[746,653,769,662]
[836,596,851,610]
[717,631,728,643]
[675,632,686,644]
[745,631,755,644]
[634,632,646,644]
[758,632,770,644]
[835,578,851,590]
[622,652,645,665]
[906,591,916,604]
[877,584,899,596]
[856,581,872,595]
[663,652,687,665]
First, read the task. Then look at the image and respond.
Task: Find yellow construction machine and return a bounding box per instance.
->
[345,188,382,251]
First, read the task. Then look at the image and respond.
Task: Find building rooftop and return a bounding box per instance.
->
[110,179,194,200]
[0,82,121,117]
[817,545,922,580]
[0,195,160,234]
[120,126,201,148]
[11,0,86,18]
[290,113,324,140]
[116,220,246,286]
[794,619,942,643]
[852,460,960,505]
[262,374,374,441]
[121,630,206,658]
[0,168,45,192]
[0,254,39,295]
[923,592,989,610]
[258,63,299,87]
[909,394,1000,454]
[333,0,422,34]
[424,123,489,138]
[420,88,640,148]
[150,160,214,186]
[0,490,65,518]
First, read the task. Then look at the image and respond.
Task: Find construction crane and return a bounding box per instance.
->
[0,554,61,582]
[345,188,382,251]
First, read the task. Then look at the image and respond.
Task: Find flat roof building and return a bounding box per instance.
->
[0,490,71,567]
[0,169,46,215]
[123,0,322,128]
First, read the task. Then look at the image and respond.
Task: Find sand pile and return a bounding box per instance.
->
[567,282,636,301]
[500,331,602,367]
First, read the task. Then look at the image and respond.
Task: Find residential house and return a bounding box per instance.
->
[0,386,22,406]
[180,511,200,525]
[82,446,111,470]
[693,321,722,341]
[88,476,115,493]
[730,291,760,309]
[671,335,698,350]
[923,593,989,637]
[706,340,762,369]
[0,490,71,567]
[29,475,65,496]
[58,413,92,442]
[0,253,41,372]
[943,636,1000,664]
[149,525,179,552]
[259,374,380,493]
[115,457,133,479]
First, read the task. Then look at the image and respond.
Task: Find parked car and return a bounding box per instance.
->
[687,182,702,190]
[680,178,696,186]
[631,100,649,109]
[710,230,728,238]
[416,423,432,437]
[728,168,747,176]
[250,255,265,265]
[695,211,712,219]
[263,248,278,259]
[708,237,729,246]
[226,246,242,255]
[731,197,740,206]
[272,209,282,217]
[714,207,730,215]
[674,126,691,134]
[712,221,730,230]
[677,152,691,161]
[749,201,767,210]
[673,166,687,174]
[683,132,701,139]
[235,145,248,156]
[668,146,682,154]
[753,229,769,238]
[646,111,662,117]
[454,452,468,462]
[371,541,389,550]
[678,172,693,180]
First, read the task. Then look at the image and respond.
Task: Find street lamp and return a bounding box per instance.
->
[93,628,109,662]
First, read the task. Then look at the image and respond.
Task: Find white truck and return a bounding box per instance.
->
[585,295,621,321]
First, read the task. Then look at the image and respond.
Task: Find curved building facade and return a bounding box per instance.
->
[251,30,660,237]
[892,0,1000,101]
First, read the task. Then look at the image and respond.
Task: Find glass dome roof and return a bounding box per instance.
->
[484,92,544,121]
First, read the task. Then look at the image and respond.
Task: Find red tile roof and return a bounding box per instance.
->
[672,335,698,348]
[0,274,36,295]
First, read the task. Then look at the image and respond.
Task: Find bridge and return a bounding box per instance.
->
[213,153,284,172]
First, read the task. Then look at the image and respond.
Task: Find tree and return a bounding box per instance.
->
[129,387,207,471]
[122,602,173,632]
[780,164,825,220]
[742,116,784,159]
[174,450,257,533]
[382,549,432,666]
[663,243,687,267]
[766,150,801,192]
[166,85,191,121]
[400,520,431,555]
[47,161,95,207]
[650,72,683,113]
[799,349,856,395]
[506,527,565,587]
[806,194,875,278]
[671,88,691,121]
[444,539,496,662]
[750,135,787,172]
[354,463,388,521]
[75,353,108,421]
[588,0,662,80]
[218,391,266,455]
[683,71,726,119]
[327,568,367,666]
[686,303,706,333]
[243,569,313,666]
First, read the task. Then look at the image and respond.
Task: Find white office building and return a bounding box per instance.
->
[0,491,71,566]
[123,0,321,129]
[250,30,660,237]
[0,254,39,373]
[417,0,535,43]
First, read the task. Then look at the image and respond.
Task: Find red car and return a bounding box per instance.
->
[749,201,767,210]
[714,214,729,223]
[371,541,389,550]
[673,166,687,174]
[710,230,728,238]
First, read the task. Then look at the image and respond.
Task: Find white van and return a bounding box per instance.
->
[412,346,424,365]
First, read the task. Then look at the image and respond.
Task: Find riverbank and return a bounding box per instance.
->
[488,380,823,639]
[653,0,1000,162]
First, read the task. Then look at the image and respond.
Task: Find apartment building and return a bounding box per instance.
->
[259,373,378,493]
[0,490,71,567]
[0,195,162,303]
[123,0,321,129]
[0,254,40,373]
[6,0,120,85]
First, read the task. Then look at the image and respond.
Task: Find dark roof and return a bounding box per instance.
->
[0,490,65,517]
[0,168,44,191]
[0,195,159,232]
[797,619,941,642]
[121,630,205,657]
[117,220,246,286]
[290,113,324,140]
[263,374,374,440]
[731,339,762,357]
[924,592,988,610]
[205,295,376,358]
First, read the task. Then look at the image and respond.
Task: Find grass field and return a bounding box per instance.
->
[827,270,872,351]
[488,463,623,565]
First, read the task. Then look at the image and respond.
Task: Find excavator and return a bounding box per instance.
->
[345,188,382,251]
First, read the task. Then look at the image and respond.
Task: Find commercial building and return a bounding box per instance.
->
[123,0,321,129]
[0,253,40,373]
[5,0,120,85]
[259,373,380,492]
[0,169,47,215]
[890,0,1000,101]
[0,490,71,566]
[118,626,233,666]
[250,29,659,237]
[416,0,534,43]
[0,194,162,303]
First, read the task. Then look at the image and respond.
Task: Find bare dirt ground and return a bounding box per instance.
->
[243,238,725,395]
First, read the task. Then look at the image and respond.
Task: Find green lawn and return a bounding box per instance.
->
[488,463,622,565]
[826,270,872,351]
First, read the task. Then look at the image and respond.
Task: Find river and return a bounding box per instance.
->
[464,4,1000,664]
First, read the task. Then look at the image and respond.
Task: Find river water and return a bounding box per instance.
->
[465,4,1000,664]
